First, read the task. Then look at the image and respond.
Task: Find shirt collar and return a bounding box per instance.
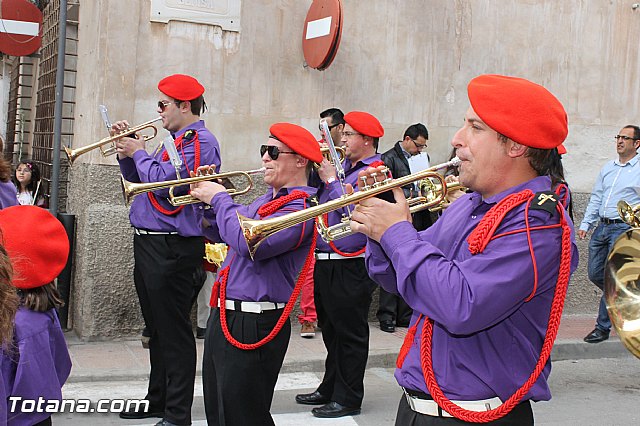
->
[470,175,553,207]
[614,152,640,167]
[399,142,412,159]
[171,120,205,139]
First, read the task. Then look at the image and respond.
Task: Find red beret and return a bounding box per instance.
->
[557,143,567,155]
[468,75,568,149]
[344,111,384,138]
[0,206,69,289]
[269,123,323,163]
[158,74,205,101]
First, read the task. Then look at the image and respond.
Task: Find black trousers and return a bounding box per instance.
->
[395,395,533,426]
[314,257,377,407]
[377,288,413,326]
[203,308,291,426]
[133,234,204,425]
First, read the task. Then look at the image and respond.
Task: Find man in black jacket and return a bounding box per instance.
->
[377,123,434,332]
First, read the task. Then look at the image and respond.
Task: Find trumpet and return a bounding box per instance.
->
[238,158,461,258]
[121,167,264,206]
[408,178,467,214]
[318,146,345,167]
[64,117,163,165]
[618,200,640,227]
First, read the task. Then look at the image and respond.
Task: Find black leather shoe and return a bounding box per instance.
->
[312,401,361,418]
[196,327,206,339]
[119,406,164,420]
[155,420,179,426]
[380,320,395,333]
[584,327,609,343]
[295,390,330,405]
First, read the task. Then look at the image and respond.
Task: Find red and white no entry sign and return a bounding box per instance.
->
[0,0,43,57]
[302,0,343,71]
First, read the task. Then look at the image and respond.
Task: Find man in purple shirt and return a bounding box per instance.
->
[295,111,383,418]
[113,74,221,426]
[350,75,579,425]
[190,123,322,425]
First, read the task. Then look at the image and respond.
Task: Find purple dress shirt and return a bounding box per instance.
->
[0,181,18,209]
[316,154,382,253]
[2,307,71,426]
[366,175,579,402]
[204,186,318,303]
[119,120,221,236]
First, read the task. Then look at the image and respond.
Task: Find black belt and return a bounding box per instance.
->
[600,217,625,225]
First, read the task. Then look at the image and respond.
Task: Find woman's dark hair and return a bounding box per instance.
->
[0,244,19,345]
[19,282,64,313]
[526,147,574,220]
[12,160,41,192]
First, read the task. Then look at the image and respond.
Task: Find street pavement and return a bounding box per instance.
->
[54,314,637,425]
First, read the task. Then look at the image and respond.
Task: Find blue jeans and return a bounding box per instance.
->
[587,222,631,331]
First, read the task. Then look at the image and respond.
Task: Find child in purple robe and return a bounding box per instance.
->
[0,205,72,426]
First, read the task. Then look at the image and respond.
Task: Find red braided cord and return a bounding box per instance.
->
[467,190,534,255]
[257,190,310,218]
[148,134,201,215]
[396,314,423,368]
[217,227,317,350]
[420,197,573,423]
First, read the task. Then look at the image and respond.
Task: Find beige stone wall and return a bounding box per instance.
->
[66,0,640,337]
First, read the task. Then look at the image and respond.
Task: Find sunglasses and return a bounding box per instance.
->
[319,122,341,132]
[260,144,296,160]
[157,100,181,112]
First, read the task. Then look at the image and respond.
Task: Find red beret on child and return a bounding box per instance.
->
[269,123,323,163]
[0,206,69,289]
[468,74,568,149]
[344,111,384,138]
[158,74,205,101]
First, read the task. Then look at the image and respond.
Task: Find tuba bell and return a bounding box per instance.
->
[604,228,640,359]
[617,200,640,227]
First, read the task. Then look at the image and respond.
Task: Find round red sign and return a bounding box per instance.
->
[0,0,43,57]
[302,0,343,70]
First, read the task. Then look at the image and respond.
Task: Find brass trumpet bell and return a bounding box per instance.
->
[605,228,640,359]
[64,117,163,165]
[407,178,467,214]
[316,146,345,168]
[617,200,640,227]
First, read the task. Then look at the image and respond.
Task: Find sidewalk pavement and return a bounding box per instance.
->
[64,314,632,383]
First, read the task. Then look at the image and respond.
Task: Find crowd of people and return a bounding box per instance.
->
[0,72,637,425]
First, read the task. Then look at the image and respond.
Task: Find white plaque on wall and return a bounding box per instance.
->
[150,0,241,32]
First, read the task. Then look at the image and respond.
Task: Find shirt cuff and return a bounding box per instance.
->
[379,221,419,257]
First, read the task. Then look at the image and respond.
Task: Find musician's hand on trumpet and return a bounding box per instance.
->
[349,166,411,243]
[439,175,465,209]
[111,120,146,159]
[189,165,225,205]
[316,157,337,184]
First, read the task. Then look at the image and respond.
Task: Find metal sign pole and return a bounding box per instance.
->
[50,0,67,215]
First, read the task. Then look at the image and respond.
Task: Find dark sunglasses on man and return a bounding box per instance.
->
[158,100,181,112]
[318,122,341,132]
[260,144,296,160]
